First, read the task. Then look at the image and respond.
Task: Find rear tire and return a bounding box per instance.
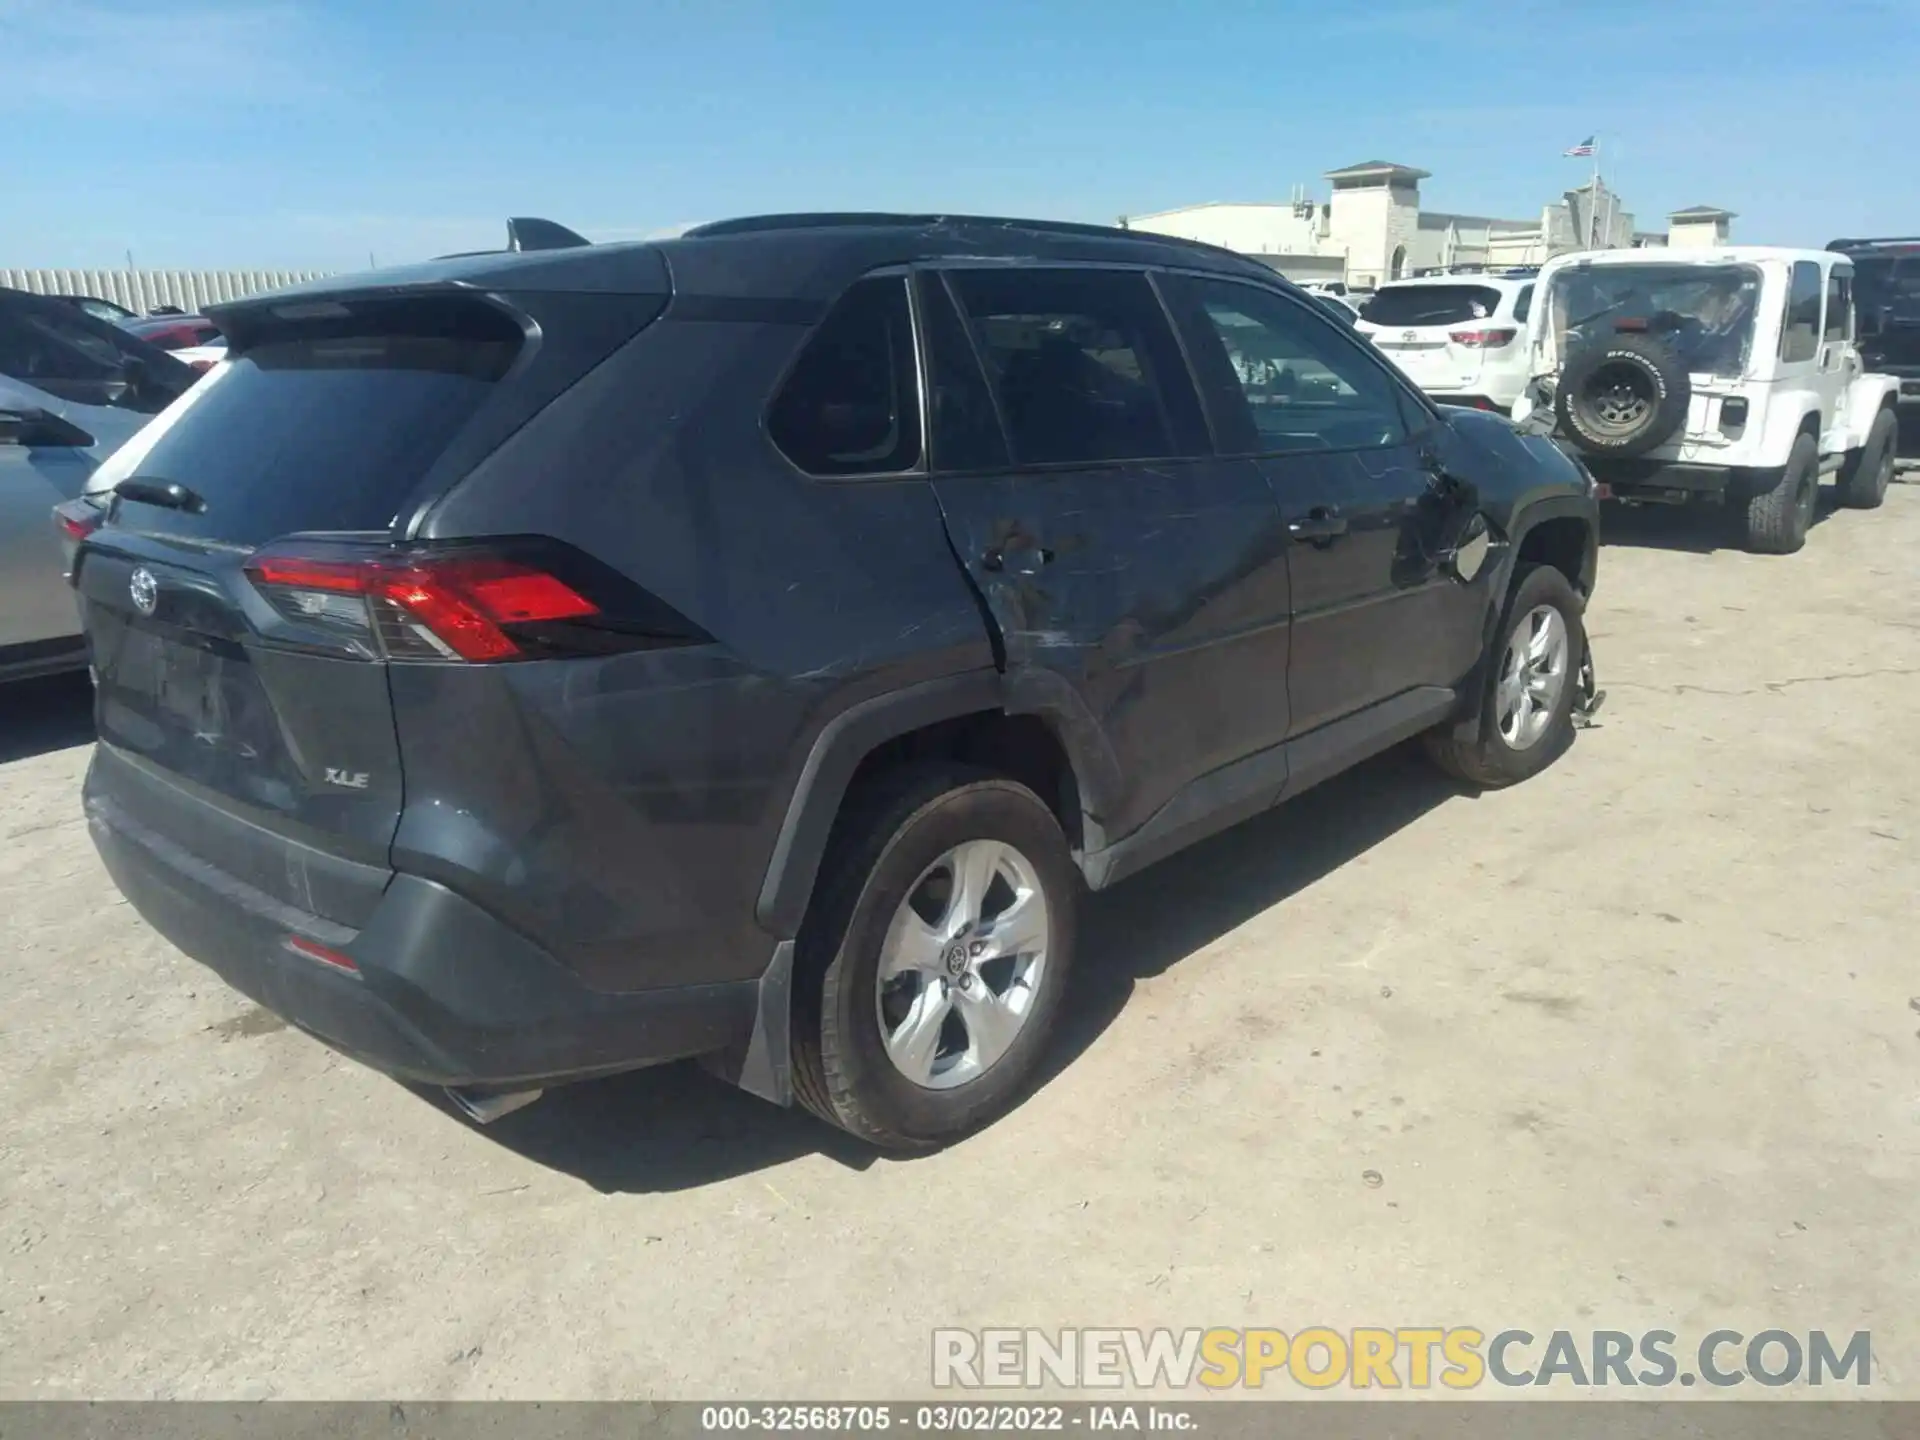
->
[1836,408,1897,511]
[1425,563,1586,790]
[791,766,1078,1151]
[1743,432,1819,554]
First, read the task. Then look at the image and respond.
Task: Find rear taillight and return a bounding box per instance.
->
[247,550,599,661]
[54,503,103,543]
[243,539,707,663]
[1449,328,1518,348]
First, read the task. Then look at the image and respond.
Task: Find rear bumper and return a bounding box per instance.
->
[1580,458,1761,500]
[87,764,763,1090]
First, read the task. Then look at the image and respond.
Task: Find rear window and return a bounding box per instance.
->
[1359,285,1506,327]
[100,297,522,543]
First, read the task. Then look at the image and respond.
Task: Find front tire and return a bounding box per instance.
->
[1836,408,1897,511]
[1743,432,1818,553]
[791,766,1078,1151]
[1425,563,1586,790]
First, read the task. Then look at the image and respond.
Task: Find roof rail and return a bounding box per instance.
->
[1828,236,1920,251]
[680,211,1264,268]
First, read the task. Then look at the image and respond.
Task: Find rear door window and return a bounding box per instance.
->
[103,295,524,542]
[916,271,1009,472]
[767,276,923,477]
[945,267,1209,466]
[1359,285,1505,327]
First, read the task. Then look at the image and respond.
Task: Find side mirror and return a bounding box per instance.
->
[0,407,98,448]
[1443,513,1492,584]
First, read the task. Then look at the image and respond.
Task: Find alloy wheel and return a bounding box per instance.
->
[874,839,1051,1090]
[1496,604,1571,751]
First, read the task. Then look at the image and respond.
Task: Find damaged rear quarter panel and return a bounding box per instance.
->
[404,315,996,988]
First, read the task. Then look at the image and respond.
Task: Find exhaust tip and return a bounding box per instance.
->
[444,1086,544,1125]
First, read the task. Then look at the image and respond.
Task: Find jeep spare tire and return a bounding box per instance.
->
[1555,332,1692,459]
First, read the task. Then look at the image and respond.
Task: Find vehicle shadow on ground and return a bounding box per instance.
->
[475,744,1466,1193]
[0,672,96,765]
[1598,492,1840,554]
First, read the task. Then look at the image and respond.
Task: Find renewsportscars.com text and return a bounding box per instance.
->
[931,1327,1873,1391]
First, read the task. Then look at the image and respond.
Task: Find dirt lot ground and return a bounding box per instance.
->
[2,486,1916,1402]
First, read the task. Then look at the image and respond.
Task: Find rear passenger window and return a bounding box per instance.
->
[1781,261,1822,363]
[768,276,922,476]
[1514,285,1534,323]
[916,272,1009,472]
[945,268,1208,466]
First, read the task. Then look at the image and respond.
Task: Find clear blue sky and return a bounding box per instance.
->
[4,0,1911,271]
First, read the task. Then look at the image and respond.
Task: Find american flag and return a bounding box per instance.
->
[1564,136,1596,157]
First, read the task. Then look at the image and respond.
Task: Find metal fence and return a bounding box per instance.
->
[1,267,336,316]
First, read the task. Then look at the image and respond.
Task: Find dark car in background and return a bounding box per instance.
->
[73,214,1599,1150]
[1830,237,1920,406]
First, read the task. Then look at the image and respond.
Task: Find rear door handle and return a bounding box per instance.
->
[1287,507,1347,544]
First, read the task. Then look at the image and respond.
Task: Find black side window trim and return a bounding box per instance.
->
[1162,269,1440,457]
[760,269,929,483]
[932,261,1217,472]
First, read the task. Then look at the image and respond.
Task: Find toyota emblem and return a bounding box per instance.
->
[128,567,158,616]
[1401,330,1418,342]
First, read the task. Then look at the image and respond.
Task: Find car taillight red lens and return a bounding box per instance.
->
[55,507,102,542]
[1448,327,1518,348]
[246,551,600,662]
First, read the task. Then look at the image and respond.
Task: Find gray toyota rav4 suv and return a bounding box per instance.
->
[76,214,1600,1150]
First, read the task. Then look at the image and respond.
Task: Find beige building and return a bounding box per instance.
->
[1667,205,1736,249]
[1124,159,1706,289]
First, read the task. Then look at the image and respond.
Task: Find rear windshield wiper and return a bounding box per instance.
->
[113,476,207,514]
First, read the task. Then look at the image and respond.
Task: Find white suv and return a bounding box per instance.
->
[1513,247,1901,554]
[1355,272,1536,413]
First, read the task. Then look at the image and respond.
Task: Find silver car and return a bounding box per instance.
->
[1,288,194,683]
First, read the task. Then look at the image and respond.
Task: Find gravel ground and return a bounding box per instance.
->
[2,488,1916,1401]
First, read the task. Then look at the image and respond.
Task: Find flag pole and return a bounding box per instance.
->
[1588,137,1600,248]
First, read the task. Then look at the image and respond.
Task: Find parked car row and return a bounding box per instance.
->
[11,214,1605,1150]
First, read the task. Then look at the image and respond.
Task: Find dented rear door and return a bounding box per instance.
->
[918,265,1293,844]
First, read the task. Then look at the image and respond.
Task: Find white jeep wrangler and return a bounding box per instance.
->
[1512,246,1902,553]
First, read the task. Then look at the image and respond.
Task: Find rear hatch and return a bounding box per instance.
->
[1357,284,1515,393]
[76,283,665,929]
